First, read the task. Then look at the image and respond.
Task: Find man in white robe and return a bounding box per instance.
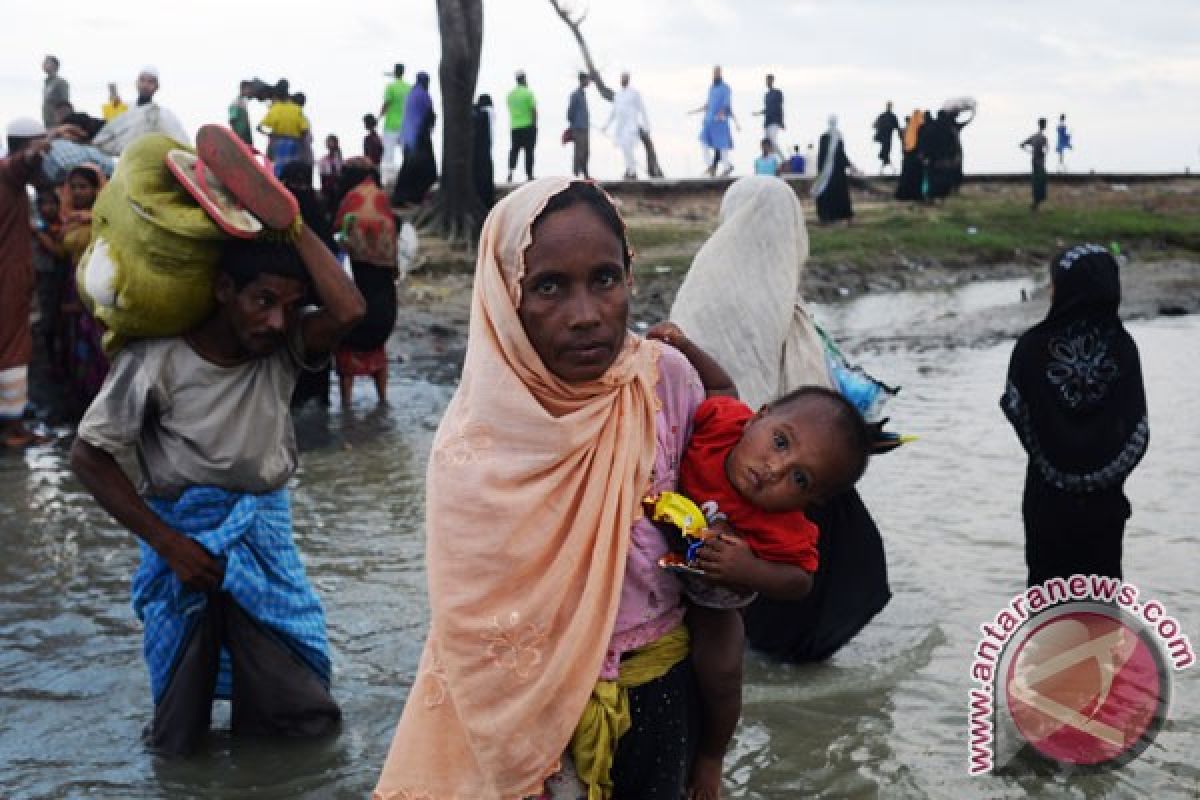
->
[604,72,650,180]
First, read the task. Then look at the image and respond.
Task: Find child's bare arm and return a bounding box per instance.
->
[695,528,814,600]
[645,322,737,398]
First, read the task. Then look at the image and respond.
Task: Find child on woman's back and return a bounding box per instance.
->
[647,322,871,800]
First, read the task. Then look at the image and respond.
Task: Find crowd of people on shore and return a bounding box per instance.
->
[2,55,430,446]
[29,52,1084,235]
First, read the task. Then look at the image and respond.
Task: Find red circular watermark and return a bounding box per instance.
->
[1004,606,1169,767]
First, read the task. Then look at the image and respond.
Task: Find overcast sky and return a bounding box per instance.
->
[4,0,1199,178]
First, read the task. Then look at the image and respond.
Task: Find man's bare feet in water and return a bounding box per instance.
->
[688,752,723,800]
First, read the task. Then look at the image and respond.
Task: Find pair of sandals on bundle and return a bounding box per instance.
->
[167,124,301,239]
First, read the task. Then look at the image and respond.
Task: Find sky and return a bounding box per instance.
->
[3,0,1199,179]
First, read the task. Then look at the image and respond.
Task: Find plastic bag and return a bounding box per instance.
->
[815,324,898,422]
[79,133,226,352]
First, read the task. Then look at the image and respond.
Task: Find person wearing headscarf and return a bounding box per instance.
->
[373,178,705,799]
[812,115,855,224]
[334,158,398,407]
[2,118,55,446]
[473,94,496,209]
[392,72,437,207]
[895,109,926,201]
[670,176,891,663]
[1001,245,1148,586]
[58,163,109,413]
[922,105,974,200]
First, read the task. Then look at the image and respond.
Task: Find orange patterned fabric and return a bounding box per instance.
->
[373,177,662,799]
[334,177,397,268]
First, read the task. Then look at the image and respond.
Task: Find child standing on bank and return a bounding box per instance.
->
[362,114,384,167]
[647,322,872,800]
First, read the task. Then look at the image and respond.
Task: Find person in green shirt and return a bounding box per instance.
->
[228,81,255,147]
[506,70,537,183]
[380,63,411,169]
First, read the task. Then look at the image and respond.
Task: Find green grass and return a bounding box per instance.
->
[415,193,1200,275]
[626,221,713,251]
[808,199,1200,267]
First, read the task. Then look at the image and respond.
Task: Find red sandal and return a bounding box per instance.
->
[194,124,298,231]
[165,148,264,239]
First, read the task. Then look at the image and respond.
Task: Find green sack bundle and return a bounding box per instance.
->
[80,133,227,352]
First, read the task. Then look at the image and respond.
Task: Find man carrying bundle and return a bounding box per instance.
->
[69,127,365,755]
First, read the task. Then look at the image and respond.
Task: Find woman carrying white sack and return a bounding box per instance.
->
[669,175,895,662]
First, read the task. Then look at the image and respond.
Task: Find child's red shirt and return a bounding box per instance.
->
[678,396,819,573]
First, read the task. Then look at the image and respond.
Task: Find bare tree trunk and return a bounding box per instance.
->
[421,0,485,244]
[547,0,664,177]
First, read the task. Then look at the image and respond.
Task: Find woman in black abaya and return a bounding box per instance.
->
[895,109,926,202]
[812,115,855,223]
[392,72,438,207]
[1001,245,1149,585]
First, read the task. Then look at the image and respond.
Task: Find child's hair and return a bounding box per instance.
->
[770,385,871,495]
[67,166,101,188]
[363,113,377,129]
[219,238,311,291]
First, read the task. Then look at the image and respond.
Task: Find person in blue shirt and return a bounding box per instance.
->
[784,145,806,175]
[692,66,736,177]
[1055,113,1072,172]
[754,138,780,176]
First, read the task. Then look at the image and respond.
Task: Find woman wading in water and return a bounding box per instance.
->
[374,178,704,799]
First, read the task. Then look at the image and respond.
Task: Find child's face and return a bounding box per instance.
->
[724,401,852,513]
[326,136,338,151]
[68,175,97,211]
[38,197,59,222]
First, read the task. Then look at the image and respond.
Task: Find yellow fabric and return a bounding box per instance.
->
[101,101,128,121]
[80,133,226,352]
[570,625,690,800]
[260,101,309,138]
[373,177,662,800]
[903,109,925,154]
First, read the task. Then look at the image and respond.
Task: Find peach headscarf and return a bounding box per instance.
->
[374,177,661,800]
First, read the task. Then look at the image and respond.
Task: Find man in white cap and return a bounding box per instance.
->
[1,118,81,446]
[604,70,650,180]
[137,66,160,107]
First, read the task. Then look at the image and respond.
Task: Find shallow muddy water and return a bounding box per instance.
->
[1,283,1195,799]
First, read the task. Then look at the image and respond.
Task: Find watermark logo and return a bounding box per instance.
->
[967,576,1193,775]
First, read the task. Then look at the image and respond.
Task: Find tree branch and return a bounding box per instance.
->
[547,0,614,102]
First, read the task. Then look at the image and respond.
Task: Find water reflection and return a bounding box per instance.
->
[0,295,1194,799]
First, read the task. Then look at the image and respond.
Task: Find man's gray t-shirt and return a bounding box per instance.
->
[43,75,69,129]
[77,337,303,499]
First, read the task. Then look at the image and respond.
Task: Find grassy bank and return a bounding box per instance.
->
[805,198,1200,269]
[417,180,1200,275]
